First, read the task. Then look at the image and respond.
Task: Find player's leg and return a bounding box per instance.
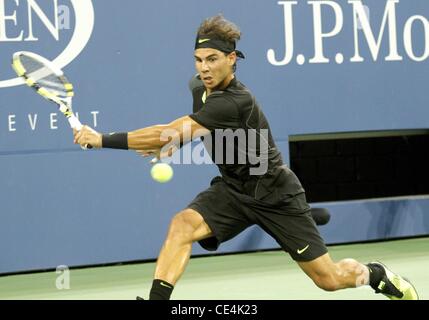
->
[146,177,251,300]
[148,208,212,300]
[297,252,369,290]
[250,192,418,299]
[298,253,419,299]
[155,208,212,283]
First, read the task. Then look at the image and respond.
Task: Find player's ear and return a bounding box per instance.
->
[228,51,237,66]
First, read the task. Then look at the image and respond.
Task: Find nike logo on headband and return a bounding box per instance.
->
[198,38,211,44]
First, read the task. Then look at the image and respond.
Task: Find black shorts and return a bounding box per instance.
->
[188,176,328,262]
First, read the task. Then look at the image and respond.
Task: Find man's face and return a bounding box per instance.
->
[194,48,236,91]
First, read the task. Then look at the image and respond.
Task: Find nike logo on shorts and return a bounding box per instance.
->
[297,244,310,255]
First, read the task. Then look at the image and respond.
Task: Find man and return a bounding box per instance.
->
[74,15,418,300]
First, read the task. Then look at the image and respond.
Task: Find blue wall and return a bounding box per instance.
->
[1,0,428,274]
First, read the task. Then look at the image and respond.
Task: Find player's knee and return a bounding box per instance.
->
[167,210,197,244]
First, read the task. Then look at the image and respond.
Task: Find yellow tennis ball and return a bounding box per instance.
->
[151,163,173,183]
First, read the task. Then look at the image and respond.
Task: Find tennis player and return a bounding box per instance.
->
[74,15,418,300]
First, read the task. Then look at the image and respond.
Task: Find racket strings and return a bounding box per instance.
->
[18,55,73,98]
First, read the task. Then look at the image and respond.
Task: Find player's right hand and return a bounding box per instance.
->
[73,125,102,148]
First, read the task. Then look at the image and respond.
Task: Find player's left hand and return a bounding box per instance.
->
[73,125,102,148]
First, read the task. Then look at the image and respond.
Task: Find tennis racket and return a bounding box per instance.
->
[11,51,91,149]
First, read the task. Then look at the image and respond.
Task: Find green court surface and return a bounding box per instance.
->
[0,237,428,300]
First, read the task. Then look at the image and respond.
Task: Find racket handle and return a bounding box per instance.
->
[81,143,93,150]
[68,116,93,149]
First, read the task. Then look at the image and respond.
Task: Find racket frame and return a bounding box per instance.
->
[12,51,88,147]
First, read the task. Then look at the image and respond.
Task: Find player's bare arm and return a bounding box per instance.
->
[73,115,210,156]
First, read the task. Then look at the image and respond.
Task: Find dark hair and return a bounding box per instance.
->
[197,14,241,43]
[197,14,242,71]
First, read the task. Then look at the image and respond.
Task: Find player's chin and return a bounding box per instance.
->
[204,81,218,90]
